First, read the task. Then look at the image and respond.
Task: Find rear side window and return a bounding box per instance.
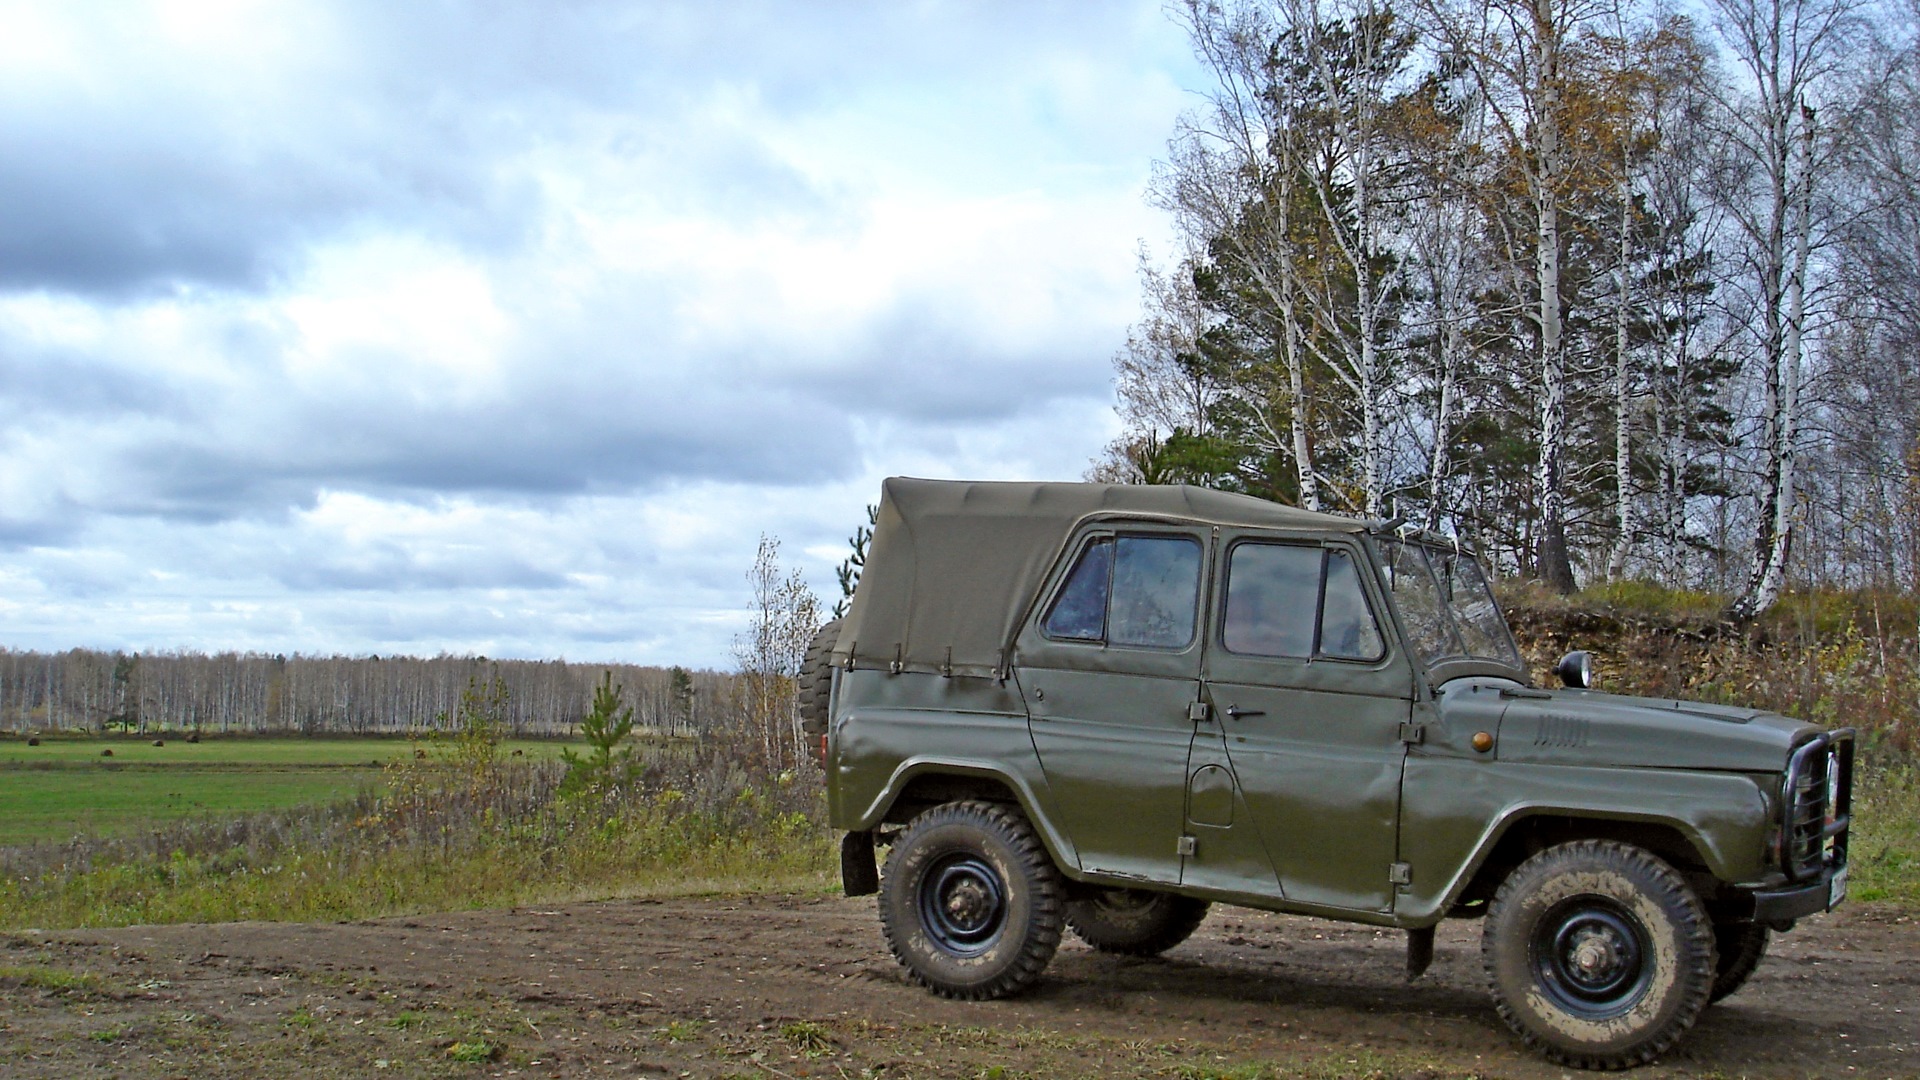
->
[1043,535,1201,649]
[1223,542,1384,661]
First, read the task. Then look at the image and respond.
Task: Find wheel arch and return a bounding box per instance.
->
[1441,807,1718,917]
[854,759,1080,874]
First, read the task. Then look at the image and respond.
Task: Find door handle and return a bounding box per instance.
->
[1225,705,1265,720]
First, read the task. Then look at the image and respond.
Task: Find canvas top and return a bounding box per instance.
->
[832,477,1363,679]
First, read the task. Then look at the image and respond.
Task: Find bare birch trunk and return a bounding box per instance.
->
[1533,0,1578,593]
[1609,174,1636,579]
[1287,311,1320,510]
[1734,107,1814,619]
[1425,307,1462,530]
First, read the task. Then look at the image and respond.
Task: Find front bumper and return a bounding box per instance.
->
[1742,860,1849,923]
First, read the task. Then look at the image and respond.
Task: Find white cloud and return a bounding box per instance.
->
[0,0,1204,666]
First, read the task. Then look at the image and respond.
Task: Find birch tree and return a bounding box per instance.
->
[1160,0,1328,507]
[1422,0,1618,590]
[732,535,822,776]
[1280,0,1422,516]
[1706,0,1862,619]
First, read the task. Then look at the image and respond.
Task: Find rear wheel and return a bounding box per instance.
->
[1483,840,1713,1069]
[879,801,1064,1000]
[1066,888,1210,956]
[1710,921,1769,1003]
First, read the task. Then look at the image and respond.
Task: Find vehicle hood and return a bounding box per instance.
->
[1444,681,1817,772]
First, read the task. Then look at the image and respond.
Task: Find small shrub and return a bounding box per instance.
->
[656,1019,703,1043]
[446,1040,498,1062]
[780,1019,832,1054]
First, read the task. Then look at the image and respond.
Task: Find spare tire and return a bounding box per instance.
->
[798,618,842,737]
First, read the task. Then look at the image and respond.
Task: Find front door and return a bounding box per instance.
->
[1015,528,1207,884]
[1200,536,1416,913]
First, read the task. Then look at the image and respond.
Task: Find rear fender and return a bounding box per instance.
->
[844,757,1079,874]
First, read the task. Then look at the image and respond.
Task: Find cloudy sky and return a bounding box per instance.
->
[0,0,1205,668]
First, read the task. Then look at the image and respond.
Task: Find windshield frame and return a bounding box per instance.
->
[1368,535,1527,684]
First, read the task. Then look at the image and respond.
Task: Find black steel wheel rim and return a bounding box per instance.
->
[1530,896,1654,1019]
[919,853,1008,957]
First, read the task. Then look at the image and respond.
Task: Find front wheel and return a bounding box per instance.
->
[1482,840,1714,1069]
[1066,888,1210,956]
[879,801,1064,1000]
[1710,921,1769,1003]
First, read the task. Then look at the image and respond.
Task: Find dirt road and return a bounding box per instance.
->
[2,893,1914,1078]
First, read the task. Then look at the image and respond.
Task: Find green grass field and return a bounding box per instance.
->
[0,736,584,846]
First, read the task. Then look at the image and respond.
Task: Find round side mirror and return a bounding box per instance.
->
[1555,650,1594,689]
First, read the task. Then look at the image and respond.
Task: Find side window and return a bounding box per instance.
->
[1319,549,1385,660]
[1110,536,1202,648]
[1223,544,1319,657]
[1224,542,1384,661]
[1043,538,1112,640]
[1041,535,1201,649]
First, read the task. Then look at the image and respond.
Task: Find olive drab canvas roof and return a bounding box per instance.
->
[831,477,1365,679]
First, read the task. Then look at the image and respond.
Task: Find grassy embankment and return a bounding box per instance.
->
[0,723,832,930]
[2,582,1915,931]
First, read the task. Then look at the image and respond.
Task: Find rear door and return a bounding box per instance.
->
[1200,534,1416,913]
[1014,526,1207,884]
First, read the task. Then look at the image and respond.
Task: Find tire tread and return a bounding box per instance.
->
[1710,921,1769,1003]
[1481,839,1714,1070]
[797,619,841,737]
[878,800,1064,1001]
[1066,892,1211,956]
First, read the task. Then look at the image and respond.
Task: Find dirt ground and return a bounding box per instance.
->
[2,893,1914,1079]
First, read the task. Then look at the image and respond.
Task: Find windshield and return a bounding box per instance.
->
[1380,540,1523,670]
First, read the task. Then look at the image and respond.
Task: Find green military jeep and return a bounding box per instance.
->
[800,478,1852,1069]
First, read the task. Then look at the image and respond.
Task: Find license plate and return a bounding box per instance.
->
[1829,864,1849,909]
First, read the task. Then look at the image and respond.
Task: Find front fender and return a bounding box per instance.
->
[1397,759,1772,923]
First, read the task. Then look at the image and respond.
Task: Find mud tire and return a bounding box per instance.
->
[1483,840,1713,1069]
[1065,889,1210,956]
[797,618,841,738]
[1709,922,1769,1003]
[879,800,1064,1000]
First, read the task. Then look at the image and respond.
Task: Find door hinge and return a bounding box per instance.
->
[1399,722,1425,745]
[1188,701,1211,723]
[1176,835,1197,857]
[1389,862,1413,886]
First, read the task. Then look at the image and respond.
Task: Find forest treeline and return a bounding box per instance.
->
[1,538,828,784]
[1099,0,1920,617]
[0,647,727,737]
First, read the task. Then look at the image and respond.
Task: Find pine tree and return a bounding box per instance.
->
[559,671,637,800]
